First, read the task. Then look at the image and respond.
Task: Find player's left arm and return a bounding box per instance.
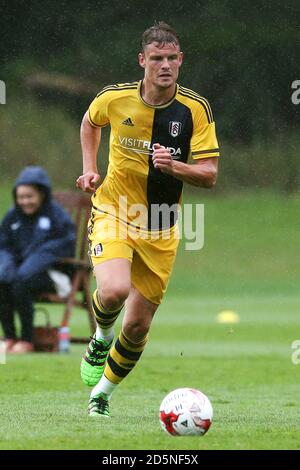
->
[152,144,218,188]
[173,156,218,188]
[153,97,220,188]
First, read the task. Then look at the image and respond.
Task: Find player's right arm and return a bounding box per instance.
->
[76,111,101,193]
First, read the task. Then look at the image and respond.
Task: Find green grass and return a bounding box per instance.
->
[1,293,300,450]
[1,191,300,449]
[170,190,300,297]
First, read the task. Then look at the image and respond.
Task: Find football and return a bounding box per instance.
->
[159,388,213,436]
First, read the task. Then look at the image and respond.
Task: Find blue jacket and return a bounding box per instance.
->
[0,166,76,283]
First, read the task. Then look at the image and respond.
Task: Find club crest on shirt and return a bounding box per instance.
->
[169,121,182,137]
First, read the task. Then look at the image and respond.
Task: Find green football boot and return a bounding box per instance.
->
[88,394,110,418]
[80,336,113,386]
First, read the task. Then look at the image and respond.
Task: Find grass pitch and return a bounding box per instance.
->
[0,191,300,450]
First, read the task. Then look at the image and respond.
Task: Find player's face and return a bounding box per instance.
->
[16,185,44,215]
[139,42,183,89]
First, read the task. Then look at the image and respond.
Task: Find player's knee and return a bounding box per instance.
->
[99,284,129,311]
[123,320,149,343]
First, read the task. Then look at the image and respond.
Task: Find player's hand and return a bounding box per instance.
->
[76,172,101,193]
[152,143,174,175]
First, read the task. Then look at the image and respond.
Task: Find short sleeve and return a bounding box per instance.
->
[88,88,112,128]
[190,101,220,159]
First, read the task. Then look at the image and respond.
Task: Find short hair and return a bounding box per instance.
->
[141,22,180,51]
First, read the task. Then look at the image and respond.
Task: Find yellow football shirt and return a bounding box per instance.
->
[88,80,219,230]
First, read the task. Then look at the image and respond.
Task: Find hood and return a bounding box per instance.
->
[13,166,52,204]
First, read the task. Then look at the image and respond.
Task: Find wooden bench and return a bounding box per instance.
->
[37,190,95,340]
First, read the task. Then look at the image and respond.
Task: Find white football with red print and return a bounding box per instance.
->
[159,388,213,436]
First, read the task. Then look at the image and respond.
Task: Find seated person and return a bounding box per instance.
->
[0,166,76,353]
